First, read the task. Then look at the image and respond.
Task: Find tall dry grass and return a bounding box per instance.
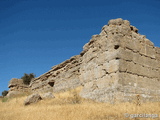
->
[0,87,160,120]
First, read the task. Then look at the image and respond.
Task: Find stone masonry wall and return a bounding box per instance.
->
[29,55,82,93]
[12,18,160,103]
[79,18,160,103]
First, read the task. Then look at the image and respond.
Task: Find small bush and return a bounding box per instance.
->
[21,73,36,85]
[2,90,8,97]
[1,97,9,102]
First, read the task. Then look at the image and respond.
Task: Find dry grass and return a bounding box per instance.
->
[0,87,160,120]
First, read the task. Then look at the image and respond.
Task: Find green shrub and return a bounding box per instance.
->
[2,90,8,97]
[21,73,36,85]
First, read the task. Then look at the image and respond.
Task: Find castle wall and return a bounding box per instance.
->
[116,25,160,102]
[79,31,120,102]
[29,55,82,93]
[9,18,160,103]
[79,18,160,103]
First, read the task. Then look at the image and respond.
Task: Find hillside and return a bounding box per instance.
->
[1,87,159,120]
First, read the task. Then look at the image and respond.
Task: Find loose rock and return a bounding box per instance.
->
[24,93,42,105]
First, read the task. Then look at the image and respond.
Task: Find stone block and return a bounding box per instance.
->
[118,48,133,61]
[119,73,140,88]
[82,49,97,63]
[96,77,110,89]
[149,68,159,78]
[146,45,156,58]
[109,72,119,88]
[125,61,136,73]
[155,47,160,54]
[137,77,160,91]
[155,53,160,60]
[106,50,119,61]
[96,51,107,65]
[104,59,119,73]
[132,52,139,63]
[139,44,156,58]
[119,59,128,72]
[94,65,106,79]
[121,38,140,52]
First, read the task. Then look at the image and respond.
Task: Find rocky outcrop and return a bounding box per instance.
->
[7,78,30,97]
[7,18,160,103]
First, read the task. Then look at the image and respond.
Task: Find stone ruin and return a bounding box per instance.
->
[8,18,160,103]
[29,55,82,93]
[7,78,30,97]
[80,19,160,102]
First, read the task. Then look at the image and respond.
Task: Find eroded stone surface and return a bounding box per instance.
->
[7,78,30,97]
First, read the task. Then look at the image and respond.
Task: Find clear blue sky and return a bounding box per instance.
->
[0,0,160,95]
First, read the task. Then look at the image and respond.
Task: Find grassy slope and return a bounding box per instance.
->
[0,87,160,120]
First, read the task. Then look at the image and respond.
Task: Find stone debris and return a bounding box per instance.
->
[24,93,42,105]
